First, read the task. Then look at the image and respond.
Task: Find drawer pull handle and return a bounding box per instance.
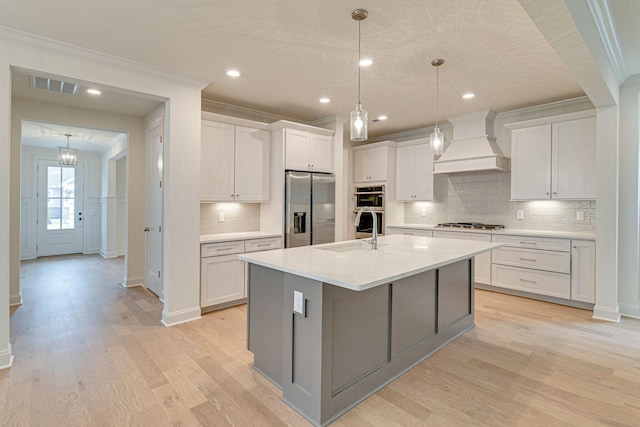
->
[519,278,537,284]
[257,243,271,247]
[520,241,538,245]
[519,257,537,262]
[216,247,233,251]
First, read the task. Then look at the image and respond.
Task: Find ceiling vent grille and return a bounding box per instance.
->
[30,76,79,95]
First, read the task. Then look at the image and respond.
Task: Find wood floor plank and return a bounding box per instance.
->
[4,254,640,426]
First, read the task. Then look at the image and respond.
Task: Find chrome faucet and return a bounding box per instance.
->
[354,207,378,249]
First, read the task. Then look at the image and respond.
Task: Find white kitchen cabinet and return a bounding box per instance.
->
[285,128,333,173]
[571,239,595,303]
[201,120,270,202]
[200,236,282,311]
[353,141,396,183]
[510,117,595,200]
[395,140,436,201]
[433,230,491,285]
[386,226,433,237]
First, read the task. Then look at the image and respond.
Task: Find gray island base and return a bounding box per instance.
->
[247,257,476,426]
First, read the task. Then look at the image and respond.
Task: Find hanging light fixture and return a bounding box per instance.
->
[350,8,368,142]
[58,133,78,166]
[430,59,445,158]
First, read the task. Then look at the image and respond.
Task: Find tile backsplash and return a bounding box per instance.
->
[201,203,261,234]
[404,171,596,233]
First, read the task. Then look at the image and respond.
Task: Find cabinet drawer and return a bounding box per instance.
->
[201,240,245,257]
[244,237,282,253]
[491,264,570,299]
[493,247,570,273]
[492,234,570,252]
[433,231,492,242]
[387,227,433,237]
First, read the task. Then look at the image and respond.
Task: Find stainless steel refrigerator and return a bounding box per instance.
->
[285,171,336,248]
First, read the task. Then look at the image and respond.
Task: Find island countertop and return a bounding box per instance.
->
[239,234,502,291]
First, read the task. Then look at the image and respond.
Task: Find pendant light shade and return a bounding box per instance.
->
[350,9,368,142]
[59,133,78,166]
[430,59,445,158]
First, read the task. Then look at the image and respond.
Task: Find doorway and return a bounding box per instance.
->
[36,160,84,256]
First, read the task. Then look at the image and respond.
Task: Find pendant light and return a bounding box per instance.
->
[430,59,445,158]
[350,8,368,142]
[59,133,78,166]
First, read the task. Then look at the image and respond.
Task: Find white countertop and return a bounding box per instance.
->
[388,223,596,241]
[239,234,501,292]
[200,231,282,244]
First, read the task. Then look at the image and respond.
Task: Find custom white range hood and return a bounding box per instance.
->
[433,110,509,174]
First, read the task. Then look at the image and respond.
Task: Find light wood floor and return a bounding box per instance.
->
[2,254,640,426]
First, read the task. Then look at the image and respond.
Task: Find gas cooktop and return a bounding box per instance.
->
[436,222,505,230]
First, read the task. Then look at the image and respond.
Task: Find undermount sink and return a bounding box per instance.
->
[316,241,386,253]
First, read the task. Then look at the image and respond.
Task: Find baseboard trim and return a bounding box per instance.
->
[10,292,22,306]
[620,302,640,319]
[162,306,202,327]
[122,276,144,288]
[593,305,621,322]
[0,344,14,370]
[99,249,121,259]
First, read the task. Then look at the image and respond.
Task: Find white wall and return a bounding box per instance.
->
[116,156,126,255]
[1,28,206,369]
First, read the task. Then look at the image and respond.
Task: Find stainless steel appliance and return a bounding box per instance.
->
[285,171,336,248]
[436,222,505,230]
[355,184,385,210]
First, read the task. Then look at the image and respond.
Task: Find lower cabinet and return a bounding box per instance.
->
[386,226,433,237]
[433,230,492,285]
[200,236,282,312]
[490,234,595,305]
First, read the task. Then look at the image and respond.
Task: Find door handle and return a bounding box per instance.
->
[144,227,150,232]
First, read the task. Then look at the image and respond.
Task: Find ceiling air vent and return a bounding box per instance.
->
[30,76,79,95]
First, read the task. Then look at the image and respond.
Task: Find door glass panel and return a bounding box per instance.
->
[47,165,76,230]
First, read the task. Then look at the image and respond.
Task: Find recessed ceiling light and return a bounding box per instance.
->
[462,93,475,99]
[319,97,330,103]
[359,59,372,67]
[87,88,101,95]
[226,70,241,77]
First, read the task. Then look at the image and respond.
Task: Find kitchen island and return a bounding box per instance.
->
[239,234,501,426]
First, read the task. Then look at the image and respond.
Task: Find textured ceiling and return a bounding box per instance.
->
[21,121,127,153]
[1,1,636,139]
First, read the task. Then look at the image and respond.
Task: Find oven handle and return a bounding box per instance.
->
[354,192,385,196]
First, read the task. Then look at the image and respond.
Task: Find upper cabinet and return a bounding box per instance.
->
[353,141,396,183]
[510,116,595,200]
[201,119,270,202]
[395,139,437,201]
[285,128,333,173]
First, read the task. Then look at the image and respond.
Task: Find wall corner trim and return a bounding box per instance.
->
[0,344,14,370]
[592,305,621,322]
[9,292,22,306]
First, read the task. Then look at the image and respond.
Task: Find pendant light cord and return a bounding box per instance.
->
[435,65,439,129]
[357,20,361,105]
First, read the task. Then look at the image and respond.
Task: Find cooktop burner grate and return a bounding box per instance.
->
[436,222,505,230]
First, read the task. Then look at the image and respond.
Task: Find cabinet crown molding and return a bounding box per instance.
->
[504,110,595,130]
[269,120,333,136]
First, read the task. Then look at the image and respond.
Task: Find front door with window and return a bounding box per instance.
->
[37,160,84,256]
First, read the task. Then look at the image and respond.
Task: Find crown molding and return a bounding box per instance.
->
[370,122,453,144]
[496,96,594,121]
[0,25,209,90]
[586,0,628,85]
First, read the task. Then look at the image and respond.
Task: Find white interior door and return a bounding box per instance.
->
[146,121,163,297]
[37,160,84,256]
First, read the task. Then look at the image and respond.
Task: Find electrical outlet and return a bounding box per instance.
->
[293,290,305,316]
[421,208,427,217]
[218,212,225,222]
[516,209,524,220]
[576,211,585,221]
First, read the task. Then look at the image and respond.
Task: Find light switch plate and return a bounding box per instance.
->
[293,290,305,316]
[421,208,427,217]
[218,212,225,222]
[516,209,524,220]
[576,211,585,221]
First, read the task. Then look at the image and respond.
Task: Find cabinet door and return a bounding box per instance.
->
[235,126,270,201]
[395,146,416,201]
[309,134,333,173]
[432,231,491,284]
[354,146,388,182]
[413,144,434,201]
[571,240,595,303]
[201,121,235,201]
[200,254,245,307]
[511,125,552,200]
[552,117,596,199]
[285,129,310,171]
